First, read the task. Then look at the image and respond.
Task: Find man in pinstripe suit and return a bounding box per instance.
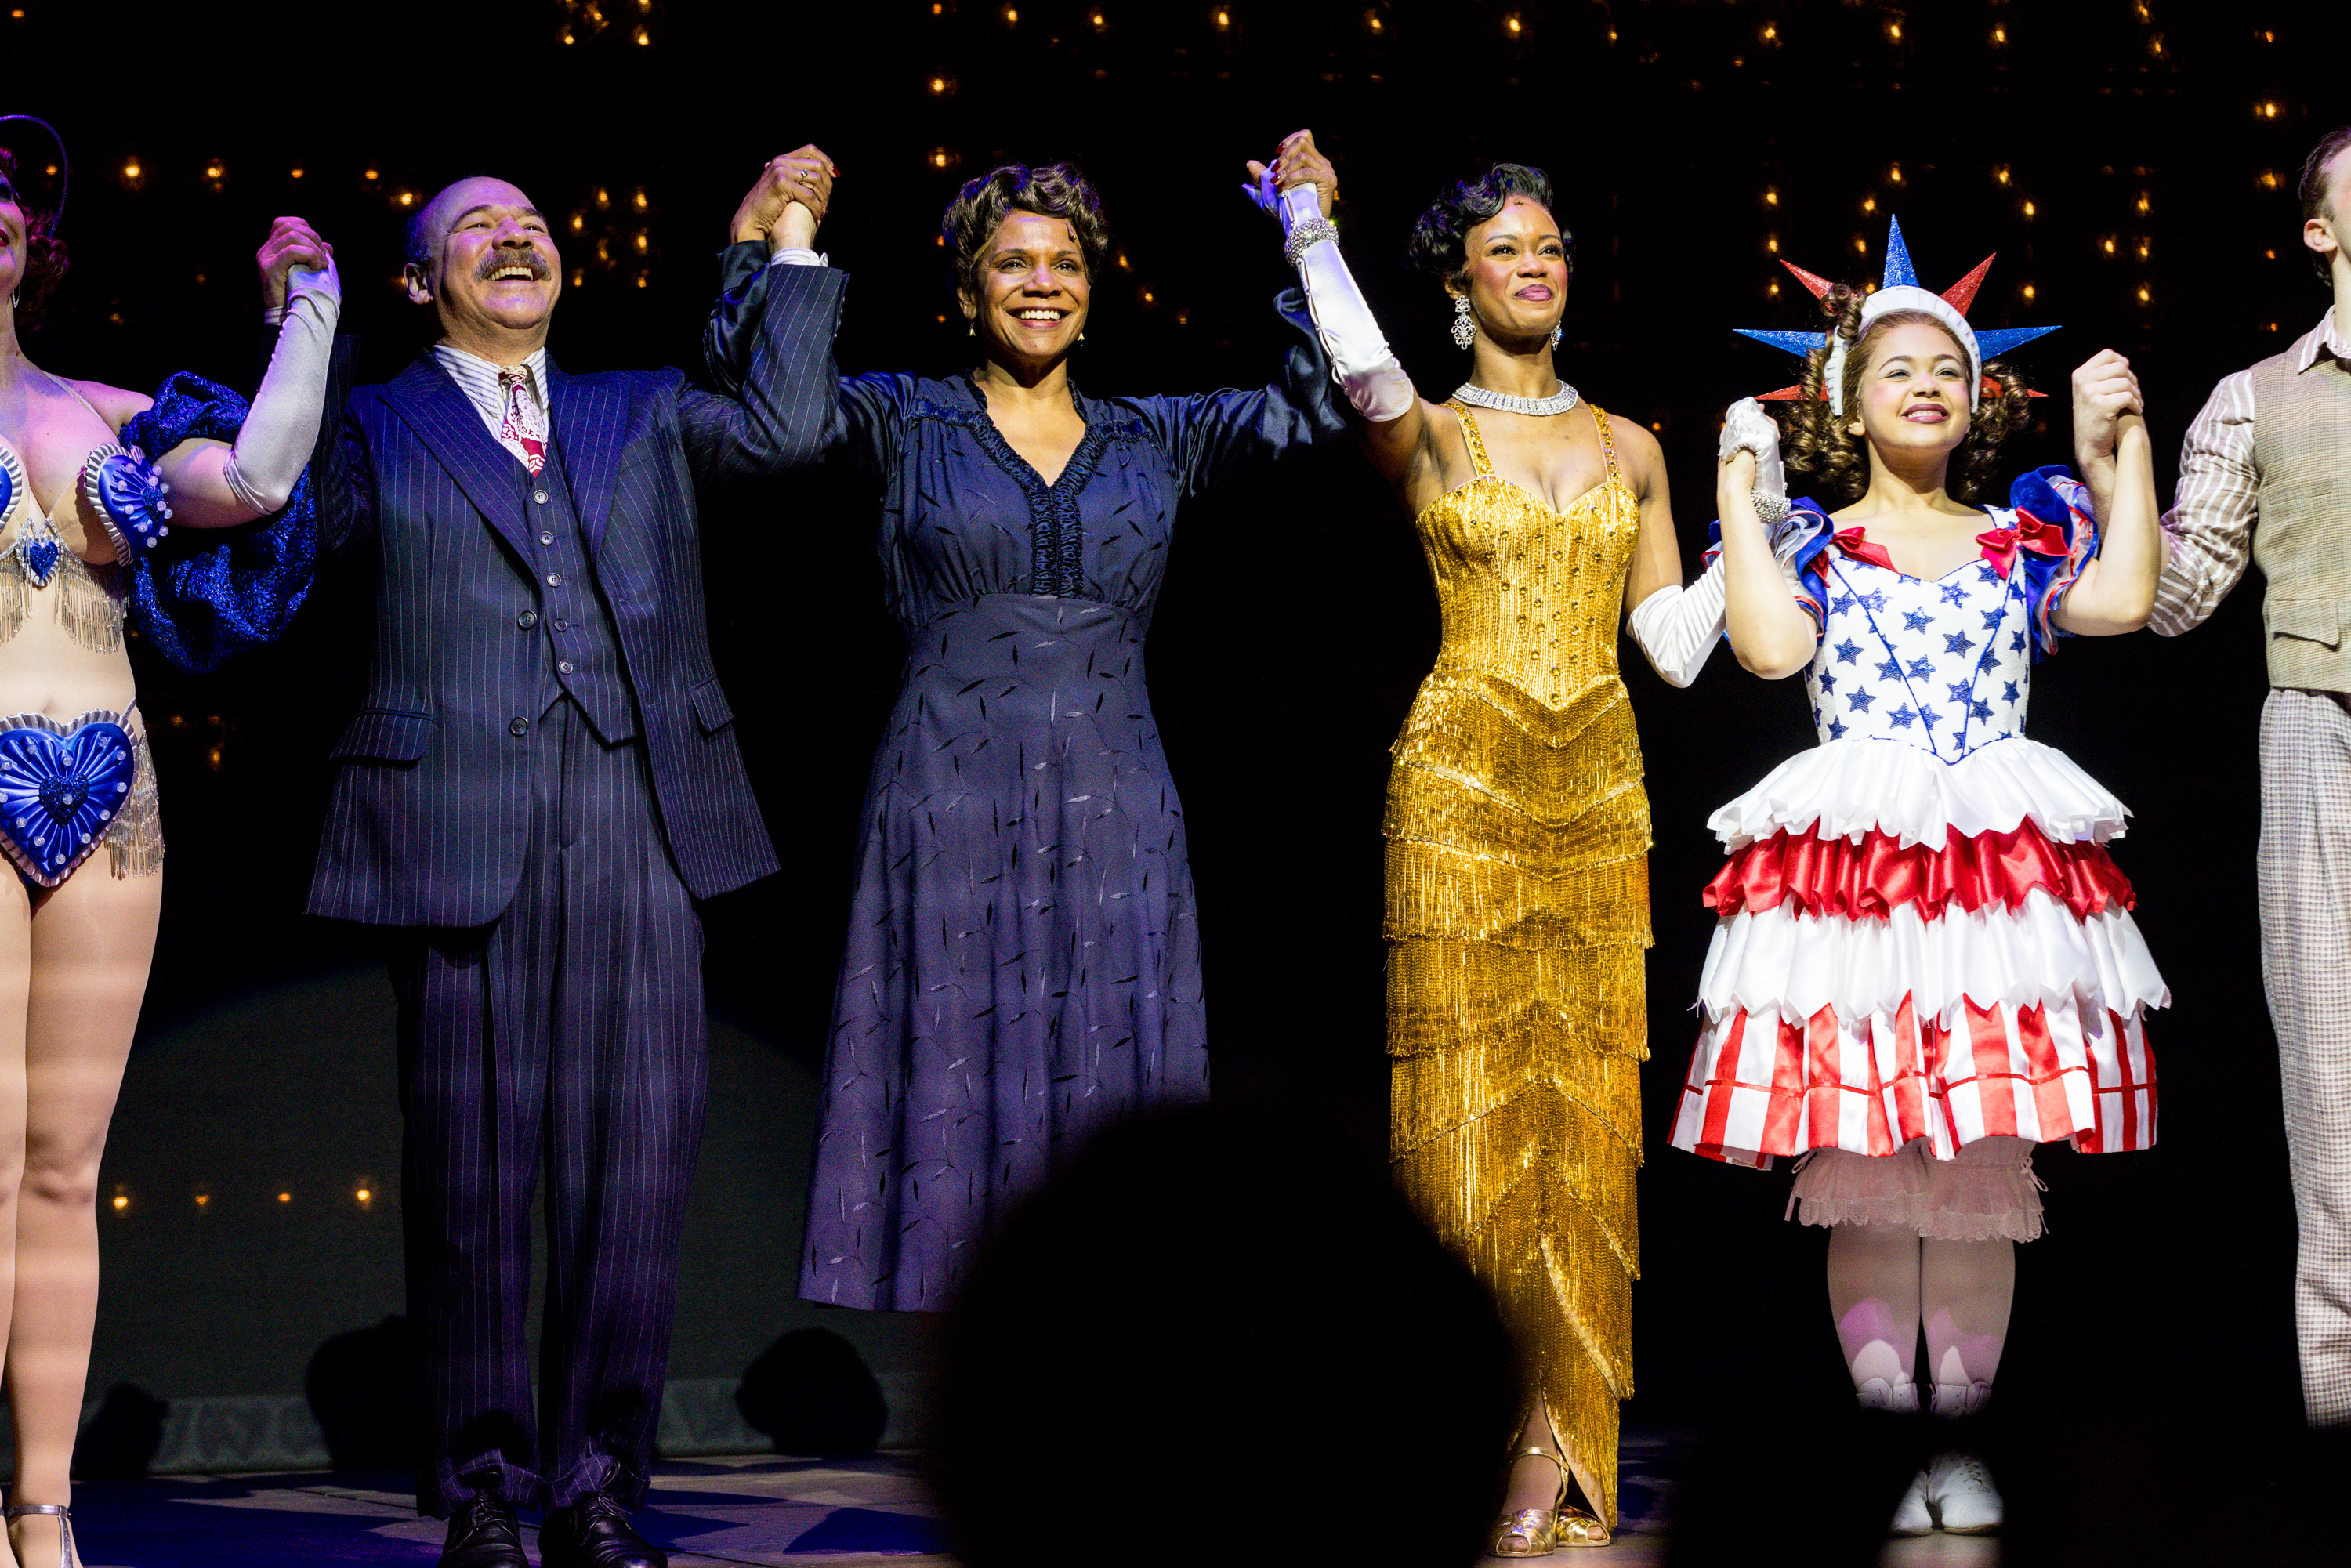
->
[307,153,841,1568]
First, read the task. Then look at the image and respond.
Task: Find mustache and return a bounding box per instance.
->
[477,248,552,281]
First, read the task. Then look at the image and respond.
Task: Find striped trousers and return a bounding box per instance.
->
[389,696,708,1514]
[2261,688,2351,1425]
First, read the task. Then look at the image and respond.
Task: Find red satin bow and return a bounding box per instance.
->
[1832,527,1896,572]
[1976,513,2067,575]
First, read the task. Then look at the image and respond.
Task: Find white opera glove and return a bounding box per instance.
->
[223,259,342,516]
[1245,175,1415,422]
[1718,396,1788,524]
[1626,561,1728,689]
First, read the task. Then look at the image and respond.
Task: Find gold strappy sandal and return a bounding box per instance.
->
[1487,1414,1611,1555]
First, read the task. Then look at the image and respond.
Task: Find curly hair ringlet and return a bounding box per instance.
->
[1405,161,1572,290]
[1782,283,2033,504]
[941,162,1110,300]
[0,144,67,332]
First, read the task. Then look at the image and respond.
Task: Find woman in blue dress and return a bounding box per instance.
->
[706,160,1351,1310]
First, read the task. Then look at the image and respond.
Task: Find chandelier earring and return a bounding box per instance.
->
[1450,296,1476,350]
[1549,324,1563,349]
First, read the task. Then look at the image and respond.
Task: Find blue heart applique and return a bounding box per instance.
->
[0,720,136,887]
[18,536,59,587]
[86,447,172,552]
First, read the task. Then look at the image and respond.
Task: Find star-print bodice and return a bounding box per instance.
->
[1806,517,2041,761]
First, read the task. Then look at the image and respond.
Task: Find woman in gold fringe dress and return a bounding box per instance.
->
[1257,140,1730,1554]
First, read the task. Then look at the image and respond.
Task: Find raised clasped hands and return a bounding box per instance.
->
[255,215,337,313]
[2070,349,2144,475]
[1716,397,1786,512]
[1243,129,1338,222]
[733,145,839,252]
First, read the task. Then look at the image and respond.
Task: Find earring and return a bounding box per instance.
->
[1549,324,1563,349]
[966,319,976,337]
[1078,330,1086,343]
[1451,297,1475,349]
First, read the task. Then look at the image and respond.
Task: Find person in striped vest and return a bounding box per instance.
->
[2150,124,2351,1429]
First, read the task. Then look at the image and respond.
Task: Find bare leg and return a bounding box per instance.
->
[0,878,33,1496]
[1502,1403,1566,1515]
[1826,1222,1923,1407]
[1921,1237,2015,1408]
[6,864,162,1568]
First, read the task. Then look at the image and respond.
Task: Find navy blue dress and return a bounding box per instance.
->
[712,263,1347,1309]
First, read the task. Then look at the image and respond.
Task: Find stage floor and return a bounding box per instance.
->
[59,1436,1995,1566]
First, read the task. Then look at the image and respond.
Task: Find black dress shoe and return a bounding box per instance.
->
[439,1497,527,1568]
[541,1494,667,1568]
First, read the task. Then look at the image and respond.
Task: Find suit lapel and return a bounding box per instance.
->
[384,353,536,563]
[545,363,629,555]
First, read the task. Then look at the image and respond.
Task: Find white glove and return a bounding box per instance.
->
[1625,559,1728,688]
[223,259,341,516]
[1718,397,1788,518]
[1244,176,1415,423]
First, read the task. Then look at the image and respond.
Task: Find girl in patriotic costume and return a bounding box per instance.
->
[1683,219,2166,1535]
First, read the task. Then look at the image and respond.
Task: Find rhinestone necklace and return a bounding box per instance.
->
[1451,379,1581,417]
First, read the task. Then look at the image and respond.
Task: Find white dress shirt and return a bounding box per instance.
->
[432,343,552,473]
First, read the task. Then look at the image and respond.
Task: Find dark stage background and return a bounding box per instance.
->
[16,0,2348,1465]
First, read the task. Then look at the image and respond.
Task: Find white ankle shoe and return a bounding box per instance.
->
[1857,1376,1921,1414]
[1925,1451,2002,1534]
[1888,1470,1933,1535]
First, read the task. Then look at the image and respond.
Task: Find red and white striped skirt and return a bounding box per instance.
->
[1672,738,2167,1171]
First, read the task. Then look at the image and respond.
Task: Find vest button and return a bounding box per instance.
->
[516,610,538,629]
[546,572,563,587]
[509,717,530,737]
[532,488,550,505]
[540,531,556,546]
[558,660,575,675]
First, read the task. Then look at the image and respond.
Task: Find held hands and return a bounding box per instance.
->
[2070,349,2144,473]
[1243,129,1339,223]
[255,217,337,313]
[1717,397,1788,518]
[732,146,838,252]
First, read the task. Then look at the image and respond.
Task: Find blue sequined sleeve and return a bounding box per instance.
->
[1703,497,1836,639]
[116,371,317,673]
[2008,465,2098,662]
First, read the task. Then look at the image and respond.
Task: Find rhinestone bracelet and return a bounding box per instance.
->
[1283,215,1339,268]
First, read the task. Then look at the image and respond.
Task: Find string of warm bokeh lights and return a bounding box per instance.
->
[108,1182,382,1216]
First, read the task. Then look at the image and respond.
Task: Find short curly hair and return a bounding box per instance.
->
[1782,284,2034,504]
[1405,162,1571,286]
[942,163,1110,298]
[0,146,67,331]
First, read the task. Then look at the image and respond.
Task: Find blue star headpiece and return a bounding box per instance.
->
[1734,216,2059,411]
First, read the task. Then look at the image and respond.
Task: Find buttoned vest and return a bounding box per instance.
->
[527,435,638,743]
[2251,348,2351,692]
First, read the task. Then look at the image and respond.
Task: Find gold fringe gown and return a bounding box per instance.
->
[1386,403,1650,1527]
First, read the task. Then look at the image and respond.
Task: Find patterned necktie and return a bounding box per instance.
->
[498,366,547,474]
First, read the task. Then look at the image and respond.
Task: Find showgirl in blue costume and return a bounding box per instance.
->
[0,118,337,1568]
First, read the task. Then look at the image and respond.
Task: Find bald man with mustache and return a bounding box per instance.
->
[295,152,839,1568]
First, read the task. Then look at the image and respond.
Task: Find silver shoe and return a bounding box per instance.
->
[4,1503,77,1568]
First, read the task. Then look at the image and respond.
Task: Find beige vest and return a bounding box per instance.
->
[2251,348,2351,690]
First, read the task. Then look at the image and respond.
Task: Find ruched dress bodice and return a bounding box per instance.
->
[1384,403,1651,1530]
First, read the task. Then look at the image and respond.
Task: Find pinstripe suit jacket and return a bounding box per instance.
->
[308,263,846,928]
